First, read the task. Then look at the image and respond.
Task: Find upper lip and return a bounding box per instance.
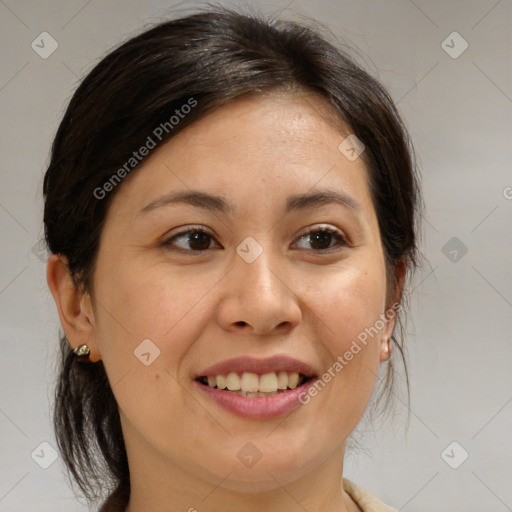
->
[195,355,316,379]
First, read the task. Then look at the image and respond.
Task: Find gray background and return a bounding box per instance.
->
[1,0,511,510]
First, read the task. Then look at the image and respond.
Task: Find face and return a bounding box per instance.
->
[80,92,397,492]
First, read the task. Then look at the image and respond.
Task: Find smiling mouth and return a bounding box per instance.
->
[196,371,312,397]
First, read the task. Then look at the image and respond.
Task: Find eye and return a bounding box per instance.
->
[161,227,221,253]
[161,225,348,253]
[294,226,348,251]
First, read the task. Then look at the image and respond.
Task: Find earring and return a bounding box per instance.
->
[383,337,392,356]
[73,344,91,361]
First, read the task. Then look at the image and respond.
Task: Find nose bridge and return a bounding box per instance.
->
[236,236,282,300]
[217,234,301,334]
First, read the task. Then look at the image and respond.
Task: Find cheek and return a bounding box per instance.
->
[302,262,387,411]
[94,254,212,340]
[305,260,387,345]
[91,262,201,444]
[92,256,226,394]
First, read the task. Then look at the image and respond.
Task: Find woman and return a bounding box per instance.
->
[44,6,420,511]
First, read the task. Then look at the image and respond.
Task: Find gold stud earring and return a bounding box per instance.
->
[73,344,91,361]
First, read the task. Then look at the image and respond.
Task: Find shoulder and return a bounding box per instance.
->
[342,478,398,512]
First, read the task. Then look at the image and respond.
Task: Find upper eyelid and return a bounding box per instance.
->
[297,224,345,237]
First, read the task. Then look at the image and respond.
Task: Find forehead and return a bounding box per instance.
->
[171,91,352,161]
[107,91,373,219]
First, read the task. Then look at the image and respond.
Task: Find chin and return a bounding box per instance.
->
[198,449,317,493]
[212,464,312,493]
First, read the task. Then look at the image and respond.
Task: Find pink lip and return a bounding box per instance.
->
[194,355,316,378]
[194,378,318,419]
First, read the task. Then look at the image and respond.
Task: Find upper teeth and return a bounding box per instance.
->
[205,371,302,393]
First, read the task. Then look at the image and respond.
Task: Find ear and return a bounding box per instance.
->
[379,258,406,362]
[46,253,101,362]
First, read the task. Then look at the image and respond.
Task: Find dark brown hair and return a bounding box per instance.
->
[43,6,420,510]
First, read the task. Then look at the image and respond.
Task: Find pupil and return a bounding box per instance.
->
[189,231,210,250]
[311,231,331,249]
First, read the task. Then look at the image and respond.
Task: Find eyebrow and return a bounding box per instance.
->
[286,190,360,212]
[138,189,361,216]
[139,191,233,216]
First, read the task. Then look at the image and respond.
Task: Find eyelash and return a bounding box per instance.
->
[161,225,349,254]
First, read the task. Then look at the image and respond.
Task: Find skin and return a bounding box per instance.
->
[47,91,403,512]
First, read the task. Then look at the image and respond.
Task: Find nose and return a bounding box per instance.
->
[215,244,302,336]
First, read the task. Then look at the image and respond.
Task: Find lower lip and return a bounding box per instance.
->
[194,378,318,419]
